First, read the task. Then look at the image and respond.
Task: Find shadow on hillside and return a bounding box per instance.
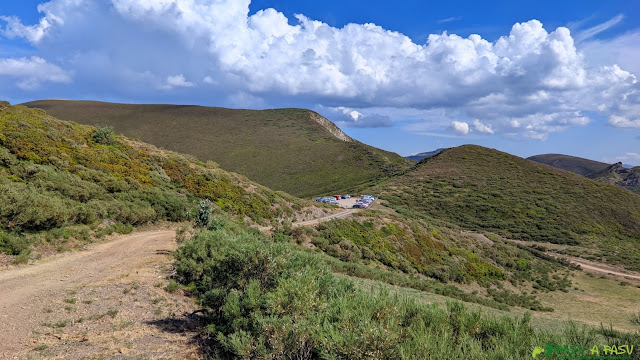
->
[146,311,215,355]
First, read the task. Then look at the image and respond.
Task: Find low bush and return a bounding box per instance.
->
[92,126,116,145]
[0,230,30,255]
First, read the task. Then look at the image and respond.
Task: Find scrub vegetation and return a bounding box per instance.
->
[373,145,640,271]
[23,100,413,197]
[0,102,302,258]
[175,221,640,359]
[3,101,640,358]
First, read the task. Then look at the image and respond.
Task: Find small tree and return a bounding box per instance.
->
[195,199,212,228]
[92,126,116,145]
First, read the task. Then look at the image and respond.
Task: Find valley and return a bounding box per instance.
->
[1,101,639,359]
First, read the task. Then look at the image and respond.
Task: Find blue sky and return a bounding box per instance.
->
[1,0,639,164]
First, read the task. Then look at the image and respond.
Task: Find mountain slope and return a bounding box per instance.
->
[23,100,412,197]
[373,145,640,270]
[527,153,609,176]
[588,162,640,194]
[0,101,309,256]
[406,148,445,161]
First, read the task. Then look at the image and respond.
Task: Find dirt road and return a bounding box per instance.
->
[292,209,358,227]
[259,208,358,232]
[0,209,359,358]
[554,254,640,282]
[0,229,199,359]
[508,239,640,282]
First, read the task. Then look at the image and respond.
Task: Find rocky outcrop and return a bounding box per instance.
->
[309,112,353,142]
[588,162,640,193]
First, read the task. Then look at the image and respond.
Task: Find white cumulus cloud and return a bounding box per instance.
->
[0,0,638,140]
[451,121,470,135]
[162,74,195,89]
[608,115,640,128]
[327,107,393,128]
[473,119,494,134]
[0,56,71,90]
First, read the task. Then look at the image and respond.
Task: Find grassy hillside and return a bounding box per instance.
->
[0,101,307,258]
[588,162,640,194]
[373,145,640,271]
[528,154,610,176]
[175,220,640,358]
[23,100,412,198]
[4,102,639,356]
[1,101,569,310]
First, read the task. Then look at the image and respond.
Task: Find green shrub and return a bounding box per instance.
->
[174,226,631,359]
[195,199,212,228]
[0,147,18,167]
[92,126,116,145]
[165,280,180,293]
[12,249,31,264]
[0,230,29,255]
[0,184,76,230]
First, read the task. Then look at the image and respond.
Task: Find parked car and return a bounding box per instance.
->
[327,198,339,205]
[315,197,325,202]
[341,194,351,199]
[362,194,375,201]
[333,195,341,200]
[353,203,368,208]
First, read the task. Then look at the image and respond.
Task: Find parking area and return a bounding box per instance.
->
[314,195,376,209]
[334,196,359,209]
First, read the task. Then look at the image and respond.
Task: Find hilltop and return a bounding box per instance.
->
[374,145,640,271]
[23,100,412,198]
[588,162,640,194]
[527,153,610,176]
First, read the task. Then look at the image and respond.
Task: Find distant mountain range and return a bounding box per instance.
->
[527,154,610,176]
[588,162,640,194]
[527,153,640,194]
[406,148,445,161]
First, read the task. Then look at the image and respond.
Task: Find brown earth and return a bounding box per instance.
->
[0,208,362,359]
[0,228,202,359]
[258,208,358,232]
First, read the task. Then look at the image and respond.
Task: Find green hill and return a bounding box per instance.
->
[23,100,412,198]
[0,101,307,256]
[0,101,580,312]
[527,153,610,176]
[588,162,640,194]
[374,145,640,271]
[4,101,640,354]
